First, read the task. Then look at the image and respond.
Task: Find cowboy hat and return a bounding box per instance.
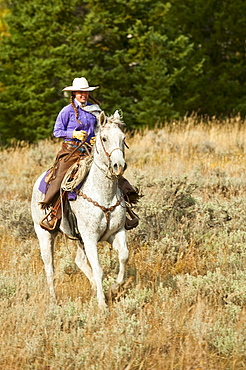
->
[62,77,99,92]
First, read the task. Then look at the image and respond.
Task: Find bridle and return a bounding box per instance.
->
[93,128,126,180]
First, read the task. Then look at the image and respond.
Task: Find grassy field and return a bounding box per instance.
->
[1,115,246,369]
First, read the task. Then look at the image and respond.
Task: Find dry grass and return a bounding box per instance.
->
[1,116,246,369]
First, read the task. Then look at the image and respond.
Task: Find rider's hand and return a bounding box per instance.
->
[72,130,88,142]
[90,136,96,146]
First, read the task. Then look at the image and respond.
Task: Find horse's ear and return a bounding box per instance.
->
[99,111,106,126]
[113,110,121,121]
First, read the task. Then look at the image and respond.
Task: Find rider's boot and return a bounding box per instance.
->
[40,192,65,231]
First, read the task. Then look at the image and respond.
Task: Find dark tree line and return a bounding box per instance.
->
[0,0,245,143]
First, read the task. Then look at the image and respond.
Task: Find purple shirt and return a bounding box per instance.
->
[53,102,97,142]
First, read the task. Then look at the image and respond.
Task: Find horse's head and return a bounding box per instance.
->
[95,110,127,178]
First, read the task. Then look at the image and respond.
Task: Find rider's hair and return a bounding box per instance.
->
[70,93,80,121]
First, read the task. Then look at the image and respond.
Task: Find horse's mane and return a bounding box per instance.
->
[106,110,125,128]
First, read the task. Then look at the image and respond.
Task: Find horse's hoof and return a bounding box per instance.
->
[107,283,121,303]
[98,300,108,313]
[110,283,120,295]
[49,295,58,306]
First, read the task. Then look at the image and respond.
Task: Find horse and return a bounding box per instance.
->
[31,110,129,309]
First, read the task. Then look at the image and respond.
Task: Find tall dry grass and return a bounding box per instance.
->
[1,116,246,369]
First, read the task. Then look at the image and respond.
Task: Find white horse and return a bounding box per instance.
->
[31,111,129,309]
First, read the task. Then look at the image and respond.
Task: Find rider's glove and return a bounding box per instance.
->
[72,130,88,142]
[90,136,96,146]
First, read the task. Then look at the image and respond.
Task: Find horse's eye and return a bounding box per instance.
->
[102,137,107,142]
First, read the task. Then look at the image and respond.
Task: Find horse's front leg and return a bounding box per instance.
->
[34,224,57,301]
[82,236,107,309]
[109,228,129,289]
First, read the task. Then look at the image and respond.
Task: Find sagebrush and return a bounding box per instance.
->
[1,116,246,369]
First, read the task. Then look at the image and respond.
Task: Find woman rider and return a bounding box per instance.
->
[39,77,139,231]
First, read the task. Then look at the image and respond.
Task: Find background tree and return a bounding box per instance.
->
[0,0,199,143]
[169,0,246,116]
[0,0,9,38]
[78,0,201,128]
[0,0,89,143]
[1,0,245,144]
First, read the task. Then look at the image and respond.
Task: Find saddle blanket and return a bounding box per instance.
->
[38,171,80,201]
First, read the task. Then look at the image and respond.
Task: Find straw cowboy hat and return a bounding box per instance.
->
[62,77,99,92]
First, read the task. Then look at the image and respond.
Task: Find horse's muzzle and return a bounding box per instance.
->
[112,162,126,177]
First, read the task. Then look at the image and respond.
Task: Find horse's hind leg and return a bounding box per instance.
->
[34,224,57,301]
[75,242,96,294]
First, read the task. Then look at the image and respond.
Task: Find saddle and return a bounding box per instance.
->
[40,161,141,233]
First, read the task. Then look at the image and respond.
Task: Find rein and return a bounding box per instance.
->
[64,141,92,163]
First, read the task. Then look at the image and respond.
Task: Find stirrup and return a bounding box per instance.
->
[40,211,59,231]
[125,207,139,230]
[125,217,139,230]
